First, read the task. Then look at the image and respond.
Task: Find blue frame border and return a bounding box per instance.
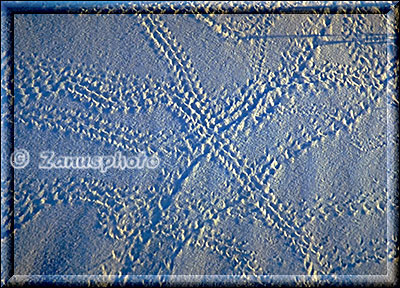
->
[1,1,398,287]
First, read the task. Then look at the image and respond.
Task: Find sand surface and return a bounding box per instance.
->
[4,2,397,282]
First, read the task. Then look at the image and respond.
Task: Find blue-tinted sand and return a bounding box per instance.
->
[2,2,397,286]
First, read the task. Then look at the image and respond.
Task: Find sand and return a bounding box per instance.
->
[1,1,397,286]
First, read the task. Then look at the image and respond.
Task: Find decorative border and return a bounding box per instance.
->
[1,1,398,286]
